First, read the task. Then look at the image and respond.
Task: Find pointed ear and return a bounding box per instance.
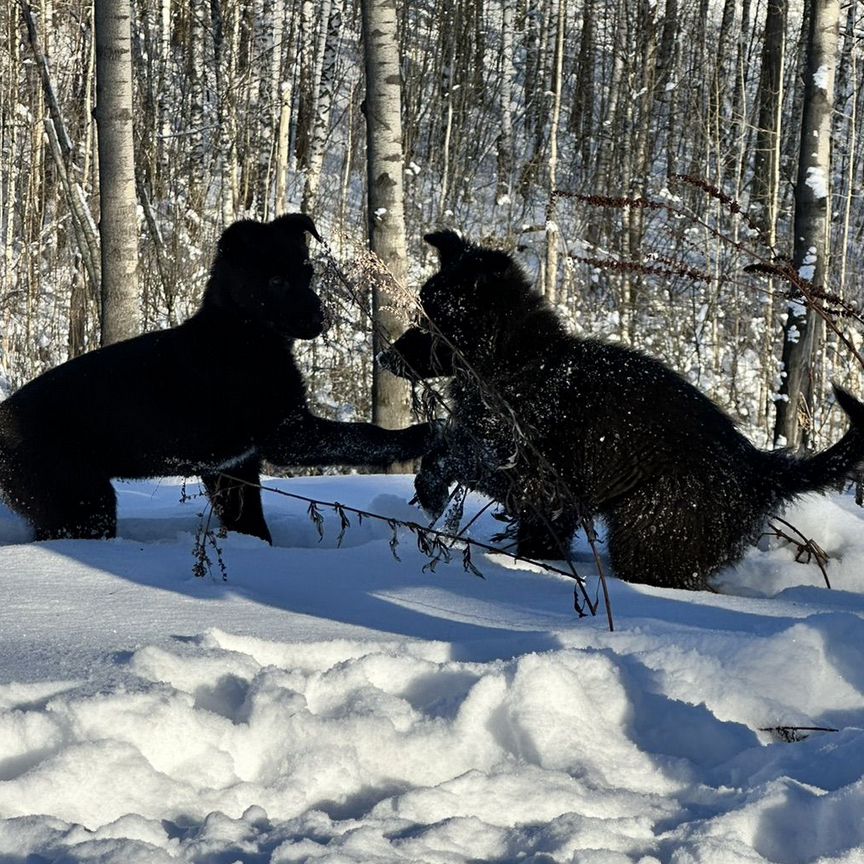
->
[424,230,466,267]
[271,212,322,243]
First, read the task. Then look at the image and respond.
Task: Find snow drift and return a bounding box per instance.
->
[0,475,862,863]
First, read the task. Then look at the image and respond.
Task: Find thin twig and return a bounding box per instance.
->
[765,516,831,589]
[582,517,612,630]
[218,472,593,590]
[759,725,839,742]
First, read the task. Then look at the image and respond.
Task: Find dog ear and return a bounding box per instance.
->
[424,230,466,267]
[271,213,322,243]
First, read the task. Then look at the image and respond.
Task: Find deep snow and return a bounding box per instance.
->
[0,474,863,863]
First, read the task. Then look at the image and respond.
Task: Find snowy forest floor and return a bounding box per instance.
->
[0,474,863,863]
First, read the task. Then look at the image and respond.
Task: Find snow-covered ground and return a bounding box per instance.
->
[0,474,863,863]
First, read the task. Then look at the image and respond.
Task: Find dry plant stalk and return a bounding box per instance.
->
[764,516,831,589]
[214,473,600,614]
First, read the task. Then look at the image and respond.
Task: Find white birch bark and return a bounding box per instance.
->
[544,0,565,304]
[302,0,342,215]
[274,0,298,214]
[94,0,140,345]
[210,0,236,225]
[361,0,411,432]
[296,0,317,166]
[2,9,19,295]
[496,0,515,210]
[252,0,274,218]
[836,2,856,301]
[309,0,332,126]
[774,0,840,449]
[438,1,456,213]
[188,0,206,202]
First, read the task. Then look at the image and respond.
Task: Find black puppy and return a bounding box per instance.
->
[380,231,864,590]
[0,214,429,542]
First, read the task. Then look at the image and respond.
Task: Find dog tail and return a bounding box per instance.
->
[767,385,864,499]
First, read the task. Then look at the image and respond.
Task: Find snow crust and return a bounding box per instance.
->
[0,474,863,863]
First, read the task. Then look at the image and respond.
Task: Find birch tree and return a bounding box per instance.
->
[274,0,299,216]
[94,0,139,344]
[773,0,840,449]
[544,0,565,303]
[185,0,207,209]
[210,0,238,226]
[655,0,678,177]
[495,0,516,211]
[302,0,342,214]
[295,0,318,168]
[361,0,411,433]
[751,0,786,427]
[752,0,786,243]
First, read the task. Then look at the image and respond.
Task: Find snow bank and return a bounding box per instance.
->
[0,476,862,862]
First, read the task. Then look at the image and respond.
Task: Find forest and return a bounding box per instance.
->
[1,0,862,452]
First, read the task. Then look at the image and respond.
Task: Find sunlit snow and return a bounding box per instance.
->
[0,474,863,863]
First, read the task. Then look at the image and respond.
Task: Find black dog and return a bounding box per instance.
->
[0,214,429,543]
[380,231,864,590]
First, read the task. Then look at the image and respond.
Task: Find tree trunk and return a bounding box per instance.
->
[495,0,516,211]
[20,0,97,254]
[544,0,565,303]
[302,0,342,215]
[752,0,786,431]
[655,0,678,177]
[274,0,299,215]
[295,0,317,168]
[753,0,786,241]
[210,0,237,226]
[710,0,737,182]
[186,0,206,209]
[570,0,594,168]
[835,1,856,301]
[773,0,840,449]
[94,0,139,345]
[438,0,457,213]
[361,0,411,438]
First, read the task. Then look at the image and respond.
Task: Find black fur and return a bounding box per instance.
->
[380,231,864,590]
[0,214,430,543]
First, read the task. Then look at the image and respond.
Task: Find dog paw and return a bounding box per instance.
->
[415,470,451,520]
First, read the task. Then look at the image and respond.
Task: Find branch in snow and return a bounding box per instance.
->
[216,472,604,620]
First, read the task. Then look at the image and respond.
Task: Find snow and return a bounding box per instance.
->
[799,246,818,283]
[813,65,830,92]
[805,166,829,201]
[1,474,863,863]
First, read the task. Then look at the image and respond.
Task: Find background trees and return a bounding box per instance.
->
[1,0,862,451]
